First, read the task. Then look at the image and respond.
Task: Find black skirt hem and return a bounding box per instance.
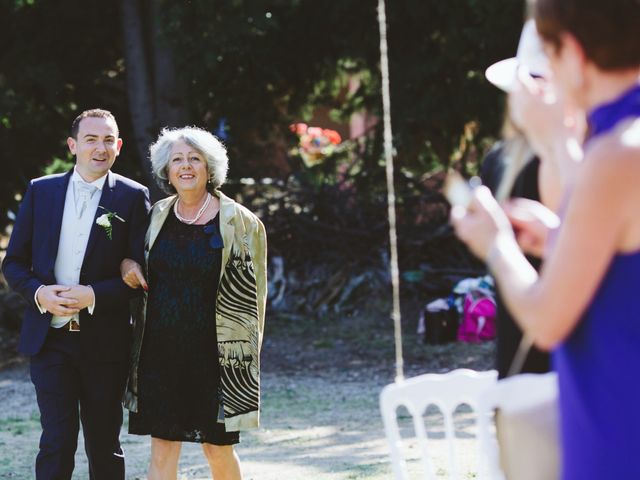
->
[128,427,240,445]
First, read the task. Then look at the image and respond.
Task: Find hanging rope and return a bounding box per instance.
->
[377,0,404,382]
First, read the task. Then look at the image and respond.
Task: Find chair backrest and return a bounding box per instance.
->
[380,369,498,480]
[476,372,559,480]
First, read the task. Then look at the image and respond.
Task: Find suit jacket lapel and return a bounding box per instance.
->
[82,171,116,265]
[48,171,73,273]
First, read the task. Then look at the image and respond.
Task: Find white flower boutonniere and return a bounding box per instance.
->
[96,206,125,240]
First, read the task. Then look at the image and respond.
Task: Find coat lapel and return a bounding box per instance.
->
[82,171,116,265]
[145,192,235,273]
[147,195,176,255]
[217,191,236,273]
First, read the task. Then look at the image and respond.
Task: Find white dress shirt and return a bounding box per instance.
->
[35,168,105,327]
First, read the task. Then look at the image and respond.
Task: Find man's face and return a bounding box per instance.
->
[67,116,122,182]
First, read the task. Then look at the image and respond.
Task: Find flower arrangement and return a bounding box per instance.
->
[289,123,342,167]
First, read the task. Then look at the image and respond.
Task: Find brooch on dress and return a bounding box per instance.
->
[203,223,224,249]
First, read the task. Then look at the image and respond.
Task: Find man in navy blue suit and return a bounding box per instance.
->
[2,109,150,479]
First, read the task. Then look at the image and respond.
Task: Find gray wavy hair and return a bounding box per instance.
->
[149,126,229,194]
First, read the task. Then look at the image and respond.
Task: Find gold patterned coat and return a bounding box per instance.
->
[124,191,267,431]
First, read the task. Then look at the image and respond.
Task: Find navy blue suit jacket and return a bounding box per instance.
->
[2,170,150,360]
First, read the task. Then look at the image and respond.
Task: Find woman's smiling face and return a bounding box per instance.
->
[167,140,209,195]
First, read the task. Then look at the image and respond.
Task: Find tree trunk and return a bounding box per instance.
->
[121,0,164,201]
[151,0,187,129]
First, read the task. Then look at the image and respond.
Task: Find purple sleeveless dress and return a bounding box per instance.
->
[553,83,640,479]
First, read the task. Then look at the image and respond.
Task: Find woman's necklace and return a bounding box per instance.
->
[174,192,211,225]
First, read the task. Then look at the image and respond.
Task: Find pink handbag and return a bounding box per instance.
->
[457,290,496,342]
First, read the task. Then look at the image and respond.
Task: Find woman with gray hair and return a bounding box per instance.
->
[120,126,267,480]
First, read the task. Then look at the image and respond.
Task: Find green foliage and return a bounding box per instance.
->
[0,0,525,231]
[155,0,381,179]
[42,157,74,176]
[0,0,134,227]
[384,1,523,172]
[153,0,523,180]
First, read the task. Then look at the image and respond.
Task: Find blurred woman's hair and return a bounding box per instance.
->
[489,5,537,202]
[495,109,535,202]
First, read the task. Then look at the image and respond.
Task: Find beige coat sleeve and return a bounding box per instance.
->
[249,216,268,346]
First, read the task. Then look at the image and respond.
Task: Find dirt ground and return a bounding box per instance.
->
[0,301,495,479]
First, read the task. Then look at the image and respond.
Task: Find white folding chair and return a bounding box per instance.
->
[380,369,498,480]
[477,372,560,480]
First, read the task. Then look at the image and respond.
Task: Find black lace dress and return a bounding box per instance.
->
[129,210,239,444]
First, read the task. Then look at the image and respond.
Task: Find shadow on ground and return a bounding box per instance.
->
[0,299,495,479]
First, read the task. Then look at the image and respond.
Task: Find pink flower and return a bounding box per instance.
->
[323,129,342,144]
[290,123,342,168]
[289,123,308,135]
[307,126,324,137]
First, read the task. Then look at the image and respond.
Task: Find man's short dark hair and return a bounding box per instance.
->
[534,0,640,71]
[70,109,119,139]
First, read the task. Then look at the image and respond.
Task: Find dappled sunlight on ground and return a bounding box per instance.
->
[1,366,488,479]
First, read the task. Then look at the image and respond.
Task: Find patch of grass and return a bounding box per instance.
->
[344,462,388,479]
[0,415,39,436]
[312,339,334,349]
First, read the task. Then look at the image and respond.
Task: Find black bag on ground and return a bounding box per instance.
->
[422,307,458,344]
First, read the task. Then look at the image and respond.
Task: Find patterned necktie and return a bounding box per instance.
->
[74,181,99,219]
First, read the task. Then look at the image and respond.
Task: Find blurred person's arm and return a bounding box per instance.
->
[537,153,564,212]
[453,133,640,350]
[503,198,558,258]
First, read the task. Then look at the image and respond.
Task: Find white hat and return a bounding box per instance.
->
[485,19,550,92]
